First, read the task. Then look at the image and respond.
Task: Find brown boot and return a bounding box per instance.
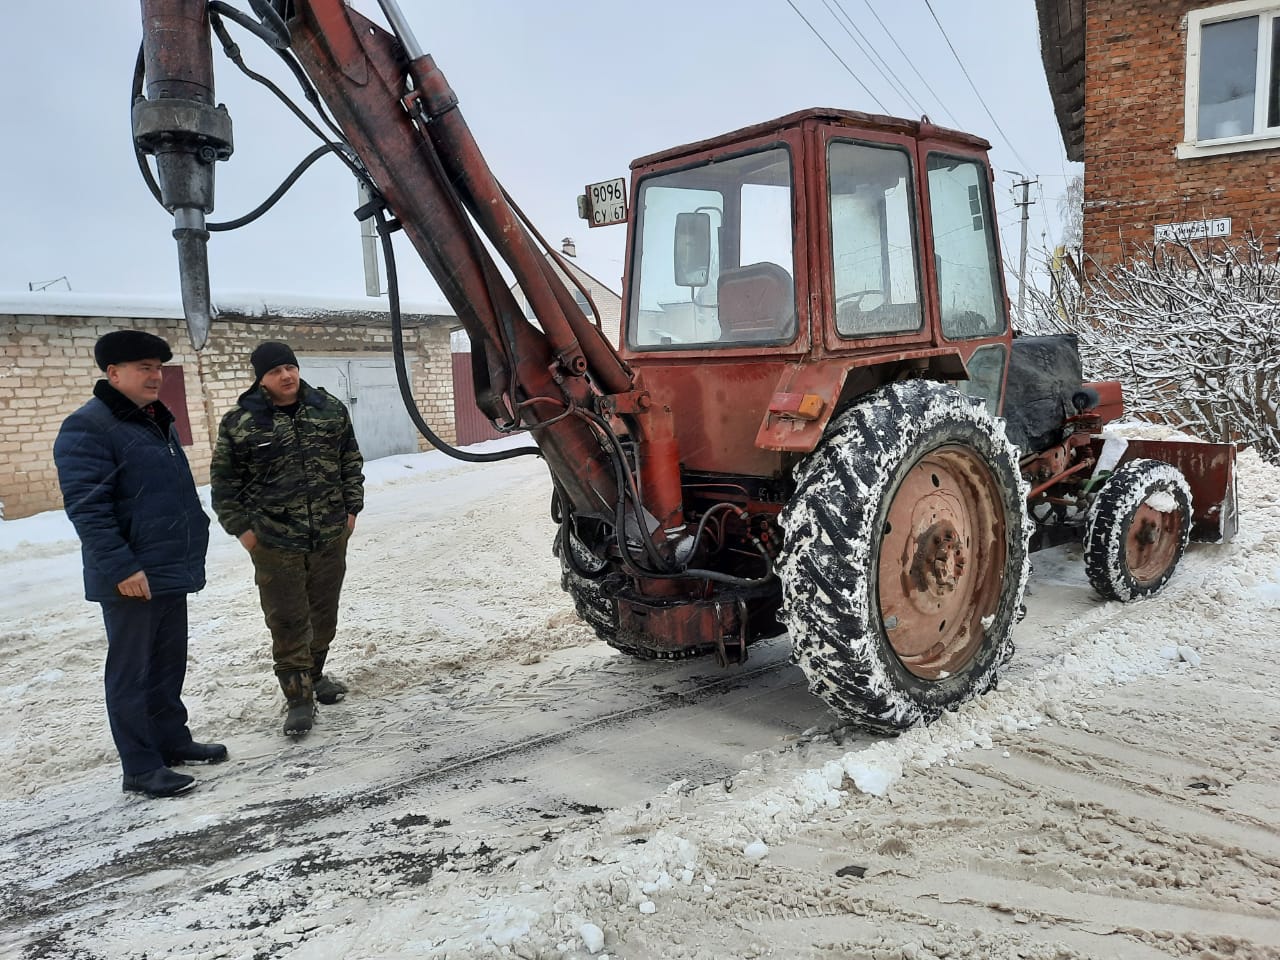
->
[279,671,315,737]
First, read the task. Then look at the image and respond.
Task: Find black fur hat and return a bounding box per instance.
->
[251,341,299,380]
[94,330,173,371]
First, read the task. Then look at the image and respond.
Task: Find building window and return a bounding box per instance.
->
[1181,1,1280,158]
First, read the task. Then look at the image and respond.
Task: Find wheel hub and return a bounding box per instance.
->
[879,446,1007,680]
[912,521,967,593]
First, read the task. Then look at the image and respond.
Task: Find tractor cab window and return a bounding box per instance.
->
[926,154,1005,340]
[828,140,923,338]
[629,147,796,349]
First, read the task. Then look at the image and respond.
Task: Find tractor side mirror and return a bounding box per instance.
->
[673,211,711,288]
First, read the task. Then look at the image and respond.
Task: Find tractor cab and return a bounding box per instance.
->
[617,109,1013,473]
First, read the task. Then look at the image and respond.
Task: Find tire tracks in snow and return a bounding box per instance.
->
[0,637,824,953]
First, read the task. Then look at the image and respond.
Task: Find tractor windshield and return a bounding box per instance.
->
[628,147,796,350]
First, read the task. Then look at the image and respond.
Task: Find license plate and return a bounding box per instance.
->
[583,177,627,227]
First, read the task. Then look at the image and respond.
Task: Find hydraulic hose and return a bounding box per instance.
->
[374,210,540,464]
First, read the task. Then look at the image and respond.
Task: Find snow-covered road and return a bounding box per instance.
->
[2,442,1278,959]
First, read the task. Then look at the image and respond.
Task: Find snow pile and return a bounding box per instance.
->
[0,508,77,552]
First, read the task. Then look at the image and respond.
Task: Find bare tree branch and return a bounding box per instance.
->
[1020,234,1280,462]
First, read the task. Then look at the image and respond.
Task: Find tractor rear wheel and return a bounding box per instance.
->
[778,380,1030,731]
[1084,459,1192,601]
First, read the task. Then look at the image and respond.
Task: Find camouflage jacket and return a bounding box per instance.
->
[211,380,364,551]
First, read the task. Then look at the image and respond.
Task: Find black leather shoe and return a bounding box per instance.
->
[162,741,228,766]
[122,767,196,798]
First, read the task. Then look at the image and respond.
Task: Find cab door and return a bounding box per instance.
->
[816,125,930,356]
[917,143,1013,415]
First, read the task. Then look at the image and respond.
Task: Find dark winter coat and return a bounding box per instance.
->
[54,381,210,602]
[210,380,364,551]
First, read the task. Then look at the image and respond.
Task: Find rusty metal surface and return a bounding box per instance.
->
[1110,439,1237,543]
[1082,381,1125,425]
[139,0,216,104]
[629,108,991,171]
[879,445,1007,680]
[288,1,625,524]
[635,360,792,477]
[616,595,741,655]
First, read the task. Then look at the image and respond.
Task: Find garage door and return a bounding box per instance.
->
[297,355,418,461]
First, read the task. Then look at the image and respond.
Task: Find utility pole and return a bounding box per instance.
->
[1012,175,1038,322]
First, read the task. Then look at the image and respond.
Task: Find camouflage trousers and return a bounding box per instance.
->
[250,529,350,679]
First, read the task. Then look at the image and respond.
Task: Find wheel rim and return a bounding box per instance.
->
[1126,500,1183,584]
[878,444,1008,680]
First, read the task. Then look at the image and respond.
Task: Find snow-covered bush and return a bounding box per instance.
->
[1021,235,1280,463]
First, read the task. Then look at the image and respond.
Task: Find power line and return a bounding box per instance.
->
[823,0,925,116]
[920,0,1032,171]
[28,276,71,292]
[785,0,888,112]
[856,0,960,126]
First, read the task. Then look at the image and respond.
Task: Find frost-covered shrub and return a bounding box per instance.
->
[1021,236,1280,463]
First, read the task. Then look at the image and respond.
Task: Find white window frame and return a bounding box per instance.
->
[1179,0,1280,158]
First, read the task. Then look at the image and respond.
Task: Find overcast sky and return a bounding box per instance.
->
[0,0,1077,310]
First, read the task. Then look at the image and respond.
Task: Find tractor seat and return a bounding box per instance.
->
[717,262,795,342]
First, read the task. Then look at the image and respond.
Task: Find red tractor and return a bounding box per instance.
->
[134,0,1237,732]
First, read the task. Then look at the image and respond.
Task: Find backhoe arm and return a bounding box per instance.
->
[133,0,664,529]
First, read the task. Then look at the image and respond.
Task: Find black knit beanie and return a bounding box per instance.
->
[94,330,172,371]
[250,341,299,380]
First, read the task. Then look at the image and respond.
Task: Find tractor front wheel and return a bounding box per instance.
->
[1084,459,1192,601]
[778,380,1030,731]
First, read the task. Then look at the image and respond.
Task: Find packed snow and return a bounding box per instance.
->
[1,437,1278,959]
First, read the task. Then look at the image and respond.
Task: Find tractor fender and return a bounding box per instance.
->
[756,348,969,452]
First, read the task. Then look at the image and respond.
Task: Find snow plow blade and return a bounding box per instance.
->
[1107,438,1238,543]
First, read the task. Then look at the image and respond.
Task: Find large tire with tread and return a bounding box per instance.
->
[1084,459,1191,601]
[555,530,624,647]
[778,380,1030,732]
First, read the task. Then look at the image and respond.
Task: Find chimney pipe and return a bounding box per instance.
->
[561,237,576,257]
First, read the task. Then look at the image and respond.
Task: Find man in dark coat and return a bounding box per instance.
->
[210,341,364,737]
[53,330,226,798]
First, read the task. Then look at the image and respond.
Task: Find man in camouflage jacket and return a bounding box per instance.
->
[211,341,364,736]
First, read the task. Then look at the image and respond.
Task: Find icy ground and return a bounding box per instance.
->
[1,438,1279,959]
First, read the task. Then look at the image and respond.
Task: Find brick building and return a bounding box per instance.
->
[0,291,457,520]
[1037,0,1280,264]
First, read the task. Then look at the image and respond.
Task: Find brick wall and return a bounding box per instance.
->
[0,302,456,520]
[1082,0,1280,264]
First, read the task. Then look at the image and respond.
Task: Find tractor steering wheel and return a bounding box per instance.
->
[835,289,886,311]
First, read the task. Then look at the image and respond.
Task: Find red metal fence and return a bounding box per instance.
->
[451,352,505,446]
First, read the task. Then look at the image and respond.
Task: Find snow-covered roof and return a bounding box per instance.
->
[0,290,456,323]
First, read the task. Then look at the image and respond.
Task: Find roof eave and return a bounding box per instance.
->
[1035,0,1086,162]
